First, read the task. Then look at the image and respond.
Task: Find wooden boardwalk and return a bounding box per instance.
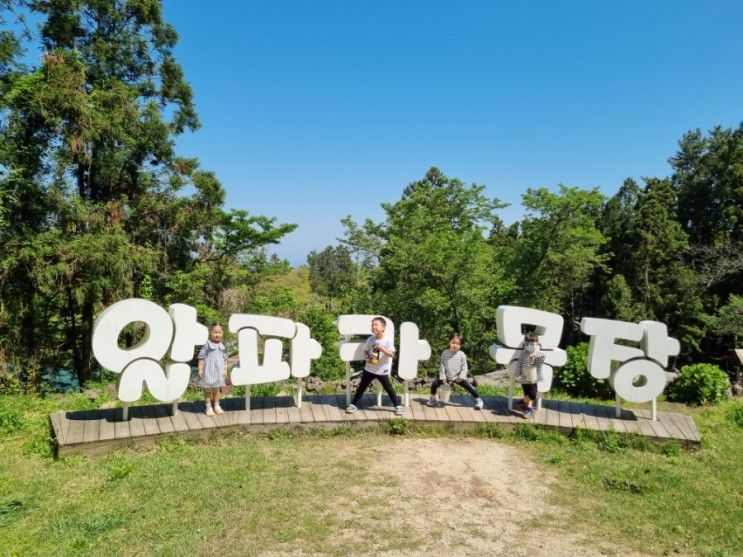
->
[50,394,701,456]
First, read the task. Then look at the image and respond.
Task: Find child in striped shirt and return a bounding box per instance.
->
[515,331,545,418]
[427,333,484,409]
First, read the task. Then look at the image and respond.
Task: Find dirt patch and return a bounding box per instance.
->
[260,436,646,556]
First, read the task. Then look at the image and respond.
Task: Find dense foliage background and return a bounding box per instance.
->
[1,1,741,392]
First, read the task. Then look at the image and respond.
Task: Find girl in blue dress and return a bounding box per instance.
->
[197,323,229,416]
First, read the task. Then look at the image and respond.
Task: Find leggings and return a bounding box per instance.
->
[431,378,480,399]
[352,370,401,407]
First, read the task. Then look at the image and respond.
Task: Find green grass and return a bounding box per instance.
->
[0,390,741,556]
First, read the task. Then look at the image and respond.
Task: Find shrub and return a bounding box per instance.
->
[667,363,729,405]
[555,343,614,399]
[386,418,410,435]
[298,307,345,380]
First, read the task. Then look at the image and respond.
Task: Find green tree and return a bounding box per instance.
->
[512,185,607,339]
[0,1,294,387]
[628,178,703,355]
[705,294,743,348]
[306,245,355,309]
[355,167,510,372]
[671,124,743,246]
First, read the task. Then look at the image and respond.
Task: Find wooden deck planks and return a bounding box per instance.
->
[98,409,117,441]
[127,406,148,438]
[50,412,68,445]
[659,412,687,441]
[81,410,101,443]
[52,394,701,455]
[181,403,205,431]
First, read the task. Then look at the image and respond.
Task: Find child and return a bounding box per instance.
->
[427,333,484,410]
[197,323,229,416]
[346,317,404,416]
[515,331,545,418]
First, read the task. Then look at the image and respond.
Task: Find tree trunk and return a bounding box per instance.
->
[66,286,84,387]
[78,296,95,387]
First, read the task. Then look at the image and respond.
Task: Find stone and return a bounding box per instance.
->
[83,388,101,401]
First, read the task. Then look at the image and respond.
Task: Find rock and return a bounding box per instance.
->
[732,383,743,398]
[474,369,510,388]
[665,371,680,384]
[83,388,100,401]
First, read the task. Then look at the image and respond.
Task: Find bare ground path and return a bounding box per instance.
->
[251,437,647,557]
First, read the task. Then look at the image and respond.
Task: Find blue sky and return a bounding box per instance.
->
[163,1,743,265]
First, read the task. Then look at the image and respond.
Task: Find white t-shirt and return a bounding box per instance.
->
[364,336,395,376]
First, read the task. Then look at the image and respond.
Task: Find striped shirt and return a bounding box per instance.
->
[440,349,468,381]
[516,342,545,384]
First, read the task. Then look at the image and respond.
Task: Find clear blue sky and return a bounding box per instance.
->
[162,0,743,265]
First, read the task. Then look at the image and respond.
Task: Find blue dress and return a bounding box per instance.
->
[196,341,228,389]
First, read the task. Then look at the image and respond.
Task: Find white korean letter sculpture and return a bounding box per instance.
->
[92,299,208,420]
[228,314,322,410]
[581,318,680,419]
[489,305,567,411]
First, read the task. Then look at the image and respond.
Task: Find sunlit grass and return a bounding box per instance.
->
[0,390,740,556]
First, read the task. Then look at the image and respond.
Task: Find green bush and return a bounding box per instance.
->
[554,342,614,399]
[299,307,345,380]
[386,418,410,435]
[667,363,730,405]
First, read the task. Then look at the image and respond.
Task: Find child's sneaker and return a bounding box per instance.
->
[524,407,535,419]
[205,405,215,417]
[214,404,224,415]
[474,398,484,410]
[394,405,404,416]
[345,404,357,413]
[426,397,437,408]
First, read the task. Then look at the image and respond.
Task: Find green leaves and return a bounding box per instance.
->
[0,1,296,387]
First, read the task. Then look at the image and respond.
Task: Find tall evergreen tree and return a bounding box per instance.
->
[0,1,294,386]
[513,185,607,341]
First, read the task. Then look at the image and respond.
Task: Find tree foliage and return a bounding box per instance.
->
[0,0,294,387]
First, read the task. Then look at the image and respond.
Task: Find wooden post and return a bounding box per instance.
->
[651,398,657,421]
[615,393,622,418]
[245,384,251,411]
[171,401,178,416]
[122,402,129,422]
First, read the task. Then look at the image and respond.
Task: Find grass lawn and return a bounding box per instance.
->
[0,387,741,556]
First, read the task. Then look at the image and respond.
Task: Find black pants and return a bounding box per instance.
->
[352,370,401,407]
[522,383,538,401]
[431,378,480,399]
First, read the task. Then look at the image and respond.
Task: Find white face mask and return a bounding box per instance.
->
[523,342,538,352]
